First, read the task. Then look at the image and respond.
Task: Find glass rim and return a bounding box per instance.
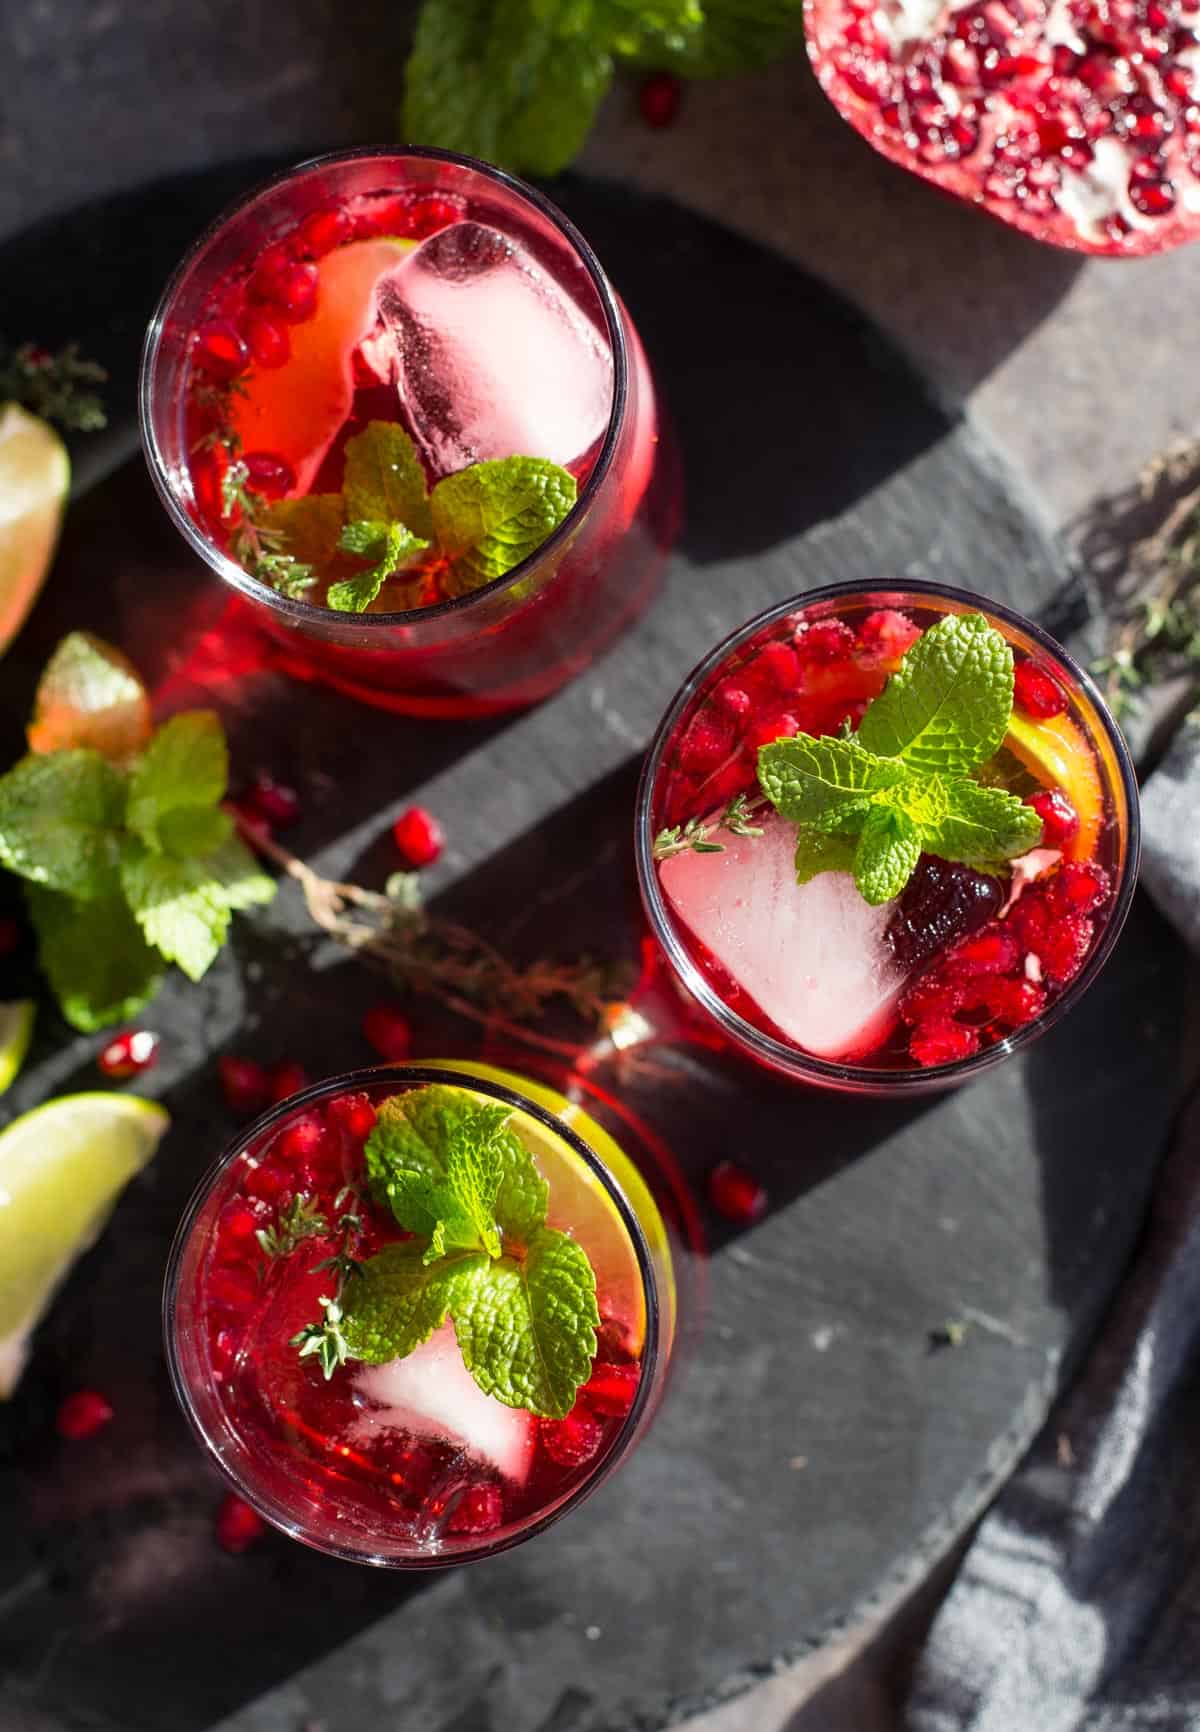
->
[138,145,630,629]
[162,1061,661,1568]
[634,577,1143,1093]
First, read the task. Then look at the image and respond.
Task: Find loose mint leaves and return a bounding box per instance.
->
[308,1084,598,1419]
[263,423,577,614]
[758,612,1044,906]
[0,650,276,1028]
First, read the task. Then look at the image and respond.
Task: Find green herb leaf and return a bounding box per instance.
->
[25,883,164,1032]
[0,750,126,898]
[431,456,577,596]
[0,341,107,431]
[339,1243,489,1364]
[451,1226,599,1418]
[259,494,346,566]
[756,734,907,833]
[921,779,1045,866]
[120,846,232,981]
[792,826,859,885]
[853,806,923,906]
[201,836,277,911]
[126,711,227,849]
[658,0,803,74]
[342,422,432,540]
[364,1085,513,1260]
[257,1193,329,1261]
[857,612,1013,775]
[291,1294,351,1381]
[157,804,235,859]
[327,520,430,613]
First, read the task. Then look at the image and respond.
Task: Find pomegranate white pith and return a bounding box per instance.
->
[805,0,1200,255]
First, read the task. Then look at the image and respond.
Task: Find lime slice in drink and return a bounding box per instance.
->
[0,1092,169,1395]
[0,403,69,659]
[230,236,416,496]
[1006,710,1105,861]
[0,1002,35,1097]
[26,631,152,764]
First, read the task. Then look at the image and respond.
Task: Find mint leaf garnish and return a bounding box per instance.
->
[857,612,1013,774]
[310,1084,601,1417]
[757,612,1043,905]
[431,456,577,596]
[661,0,804,75]
[451,1227,600,1419]
[343,422,433,542]
[260,494,346,565]
[157,804,235,859]
[120,848,232,981]
[327,520,430,614]
[126,711,227,849]
[0,750,125,898]
[25,883,164,1033]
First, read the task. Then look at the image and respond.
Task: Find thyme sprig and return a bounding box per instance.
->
[220,457,319,599]
[0,341,107,431]
[256,1192,329,1262]
[289,1194,367,1378]
[652,791,767,861]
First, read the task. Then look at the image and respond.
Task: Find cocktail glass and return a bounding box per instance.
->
[140,148,678,719]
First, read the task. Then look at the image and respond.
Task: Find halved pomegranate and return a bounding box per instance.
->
[804,0,1200,254]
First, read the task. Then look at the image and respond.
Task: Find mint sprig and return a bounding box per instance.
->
[0,663,275,1031]
[301,1084,600,1420]
[757,613,1044,906]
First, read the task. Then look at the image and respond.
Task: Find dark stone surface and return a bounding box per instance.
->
[0,169,1188,1732]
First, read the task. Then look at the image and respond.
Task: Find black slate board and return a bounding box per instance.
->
[0,166,1188,1732]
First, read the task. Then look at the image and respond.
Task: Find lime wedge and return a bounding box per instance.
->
[0,1092,169,1395]
[0,1002,34,1097]
[0,403,69,659]
[26,630,152,764]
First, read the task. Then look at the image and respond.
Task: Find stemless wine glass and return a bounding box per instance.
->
[634,580,1140,1096]
[141,147,679,719]
[164,1061,676,1566]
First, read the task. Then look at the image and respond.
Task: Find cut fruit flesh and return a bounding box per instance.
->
[0,404,69,660]
[0,1002,34,1097]
[1006,712,1105,862]
[0,1092,169,1394]
[228,237,416,497]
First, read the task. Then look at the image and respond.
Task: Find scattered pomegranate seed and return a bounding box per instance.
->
[640,71,683,128]
[297,205,352,257]
[392,805,444,868]
[708,1159,768,1224]
[446,1482,505,1534]
[1026,788,1079,849]
[0,915,21,956]
[362,1004,412,1061]
[1048,861,1110,916]
[56,1390,114,1441]
[96,1028,160,1078]
[215,1492,267,1554]
[242,313,291,370]
[678,716,732,773]
[268,1061,310,1104]
[1013,661,1068,719]
[193,319,248,381]
[241,451,296,502]
[909,1019,981,1067]
[246,772,301,827]
[249,248,319,321]
[218,1055,271,1116]
[900,970,966,1025]
[326,1091,377,1140]
[582,1361,639,1417]
[540,1409,606,1467]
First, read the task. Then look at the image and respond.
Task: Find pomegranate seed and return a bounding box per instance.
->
[677,716,732,774]
[446,1482,505,1534]
[407,194,466,238]
[946,930,1020,975]
[714,683,752,721]
[268,1061,309,1104]
[56,1390,114,1440]
[211,1326,237,1375]
[1013,890,1054,954]
[910,1019,981,1067]
[797,619,857,663]
[1025,788,1079,848]
[327,1091,377,1140]
[297,206,352,257]
[193,319,248,381]
[1048,861,1110,915]
[859,609,921,660]
[230,802,274,851]
[246,772,301,827]
[582,1361,639,1417]
[207,1263,261,1311]
[708,1160,768,1224]
[982,976,1047,1026]
[745,711,801,753]
[1013,660,1068,718]
[900,970,966,1024]
[241,451,296,502]
[0,915,21,956]
[362,1004,412,1061]
[392,806,444,868]
[750,640,802,692]
[1130,170,1178,214]
[243,313,291,370]
[540,1409,606,1467]
[278,1113,326,1164]
[1037,912,1094,983]
[640,71,683,127]
[215,1493,266,1554]
[220,1200,264,1245]
[218,1055,271,1116]
[97,1028,160,1078]
[595,1315,637,1363]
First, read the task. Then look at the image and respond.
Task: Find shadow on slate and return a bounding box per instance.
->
[0,168,1189,1732]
